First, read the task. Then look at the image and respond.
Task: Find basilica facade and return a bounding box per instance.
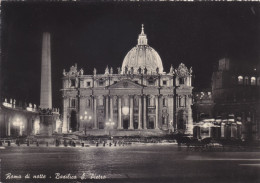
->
[61,25,193,135]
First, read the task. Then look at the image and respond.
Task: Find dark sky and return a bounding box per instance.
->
[1,2,260,110]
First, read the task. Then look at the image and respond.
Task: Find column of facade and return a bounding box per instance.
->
[117,96,122,129]
[105,96,109,121]
[110,96,113,121]
[78,97,84,132]
[7,115,11,136]
[143,95,147,129]
[168,95,174,131]
[62,98,69,133]
[186,95,193,134]
[155,95,159,129]
[188,76,192,86]
[175,95,179,131]
[129,95,134,129]
[138,96,142,129]
[93,97,97,129]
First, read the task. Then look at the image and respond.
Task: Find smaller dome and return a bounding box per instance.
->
[121,25,164,74]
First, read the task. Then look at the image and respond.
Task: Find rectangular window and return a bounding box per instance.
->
[179,78,184,85]
[99,81,104,86]
[114,81,117,84]
[148,80,154,85]
[71,80,76,87]
[71,99,76,108]
[87,82,91,87]
[163,80,167,85]
[134,81,138,84]
[163,98,166,106]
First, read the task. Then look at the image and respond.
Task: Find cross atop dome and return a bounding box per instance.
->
[138,24,148,45]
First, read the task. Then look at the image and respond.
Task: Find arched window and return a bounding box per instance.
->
[238,76,243,85]
[244,76,249,85]
[251,77,256,85]
[257,77,260,86]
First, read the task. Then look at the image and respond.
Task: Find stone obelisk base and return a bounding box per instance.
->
[39,109,59,136]
[39,115,53,136]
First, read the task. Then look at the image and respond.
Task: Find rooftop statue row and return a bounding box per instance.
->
[2,98,60,114]
[63,63,192,78]
[2,98,37,112]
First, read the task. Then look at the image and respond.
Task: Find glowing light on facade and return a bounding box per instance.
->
[238,76,243,84]
[251,77,256,85]
[56,119,62,132]
[13,118,24,136]
[34,119,40,134]
[122,106,129,115]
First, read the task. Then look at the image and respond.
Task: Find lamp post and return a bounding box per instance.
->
[13,118,24,136]
[80,111,92,136]
[106,118,115,138]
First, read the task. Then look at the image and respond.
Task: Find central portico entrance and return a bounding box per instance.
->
[123,118,129,129]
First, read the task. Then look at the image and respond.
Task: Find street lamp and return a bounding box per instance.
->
[106,118,115,138]
[13,118,24,136]
[80,111,92,136]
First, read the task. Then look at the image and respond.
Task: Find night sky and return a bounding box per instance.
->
[1,2,260,110]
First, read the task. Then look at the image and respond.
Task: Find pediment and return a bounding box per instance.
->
[107,79,144,89]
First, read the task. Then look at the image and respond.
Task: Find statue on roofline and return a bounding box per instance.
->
[93,68,97,76]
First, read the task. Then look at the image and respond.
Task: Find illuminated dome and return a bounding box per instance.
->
[121,25,164,74]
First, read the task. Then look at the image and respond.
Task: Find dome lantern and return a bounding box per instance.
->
[138,24,148,46]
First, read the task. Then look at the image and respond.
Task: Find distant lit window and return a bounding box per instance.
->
[163,80,167,86]
[71,99,76,108]
[257,77,260,86]
[87,82,91,87]
[251,77,256,85]
[179,78,184,85]
[244,76,249,85]
[238,76,243,85]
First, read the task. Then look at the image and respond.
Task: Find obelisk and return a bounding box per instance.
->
[39,32,56,136]
[40,32,52,109]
